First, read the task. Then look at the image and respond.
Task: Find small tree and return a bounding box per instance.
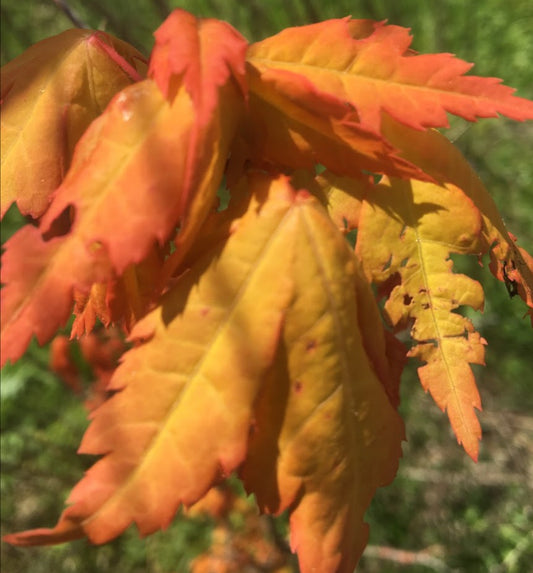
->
[1,9,532,573]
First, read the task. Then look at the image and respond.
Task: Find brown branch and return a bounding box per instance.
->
[300,0,320,23]
[51,0,89,29]
[80,0,139,50]
[150,0,171,21]
[402,466,531,488]
[362,545,449,571]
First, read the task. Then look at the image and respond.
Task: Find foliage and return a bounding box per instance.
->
[1,6,532,573]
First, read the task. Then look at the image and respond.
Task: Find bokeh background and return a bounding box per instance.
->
[1,1,532,571]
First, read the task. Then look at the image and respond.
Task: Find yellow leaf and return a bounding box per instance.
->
[1,29,146,218]
[356,177,486,460]
[383,116,533,318]
[313,170,369,234]
[4,173,299,545]
[242,189,404,573]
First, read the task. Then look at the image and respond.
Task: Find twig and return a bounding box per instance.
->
[402,466,531,488]
[300,0,320,23]
[51,0,89,29]
[150,0,171,21]
[362,544,449,571]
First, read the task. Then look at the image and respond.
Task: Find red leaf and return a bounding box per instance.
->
[149,8,248,108]
[1,225,112,365]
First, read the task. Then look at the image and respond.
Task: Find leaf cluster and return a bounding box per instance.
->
[1,8,532,572]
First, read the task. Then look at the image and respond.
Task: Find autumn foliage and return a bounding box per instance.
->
[1,9,533,573]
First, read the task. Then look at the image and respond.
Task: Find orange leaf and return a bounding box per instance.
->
[148,9,247,219]
[4,174,300,546]
[1,224,112,366]
[79,329,126,412]
[1,13,247,364]
[50,330,126,412]
[1,29,146,218]
[149,9,247,109]
[71,244,165,337]
[248,18,533,134]
[50,336,84,394]
[241,186,404,572]
[246,63,427,182]
[356,177,486,460]
[71,284,110,338]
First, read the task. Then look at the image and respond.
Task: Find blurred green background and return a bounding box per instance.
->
[1,0,532,571]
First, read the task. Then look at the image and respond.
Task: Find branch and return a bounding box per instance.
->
[362,545,449,571]
[51,0,89,29]
[402,466,529,488]
[300,0,320,23]
[150,0,171,21]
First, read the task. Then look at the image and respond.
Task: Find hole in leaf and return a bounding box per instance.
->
[217,177,230,211]
[345,229,357,248]
[382,255,393,272]
[361,170,382,184]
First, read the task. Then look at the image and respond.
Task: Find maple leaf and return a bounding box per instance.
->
[149,8,248,108]
[247,18,533,134]
[3,174,299,545]
[382,116,533,319]
[5,174,403,573]
[70,244,165,337]
[245,62,427,182]
[2,9,532,572]
[147,9,247,221]
[0,13,247,365]
[1,224,113,366]
[356,176,487,460]
[240,177,404,573]
[187,484,290,572]
[50,336,85,395]
[50,329,126,411]
[0,29,147,218]
[307,169,369,234]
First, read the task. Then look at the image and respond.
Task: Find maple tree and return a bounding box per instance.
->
[1,8,533,573]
